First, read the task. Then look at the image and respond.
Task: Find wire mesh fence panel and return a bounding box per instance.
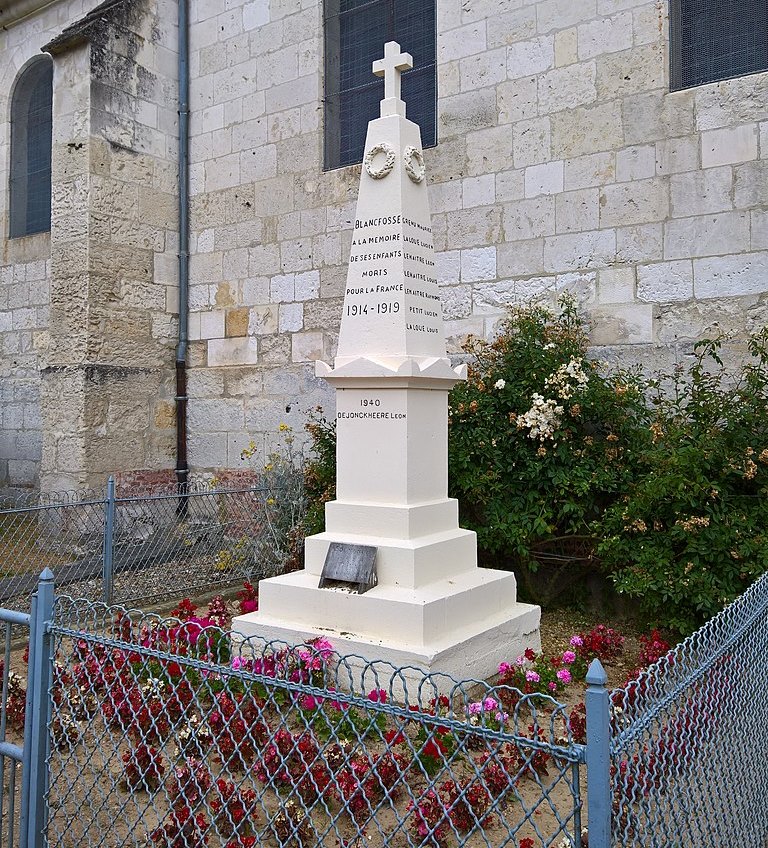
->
[0,491,107,612]
[108,485,296,607]
[0,482,299,610]
[46,597,585,848]
[0,608,29,848]
[609,571,768,847]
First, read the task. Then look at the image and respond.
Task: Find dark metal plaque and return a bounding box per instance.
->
[318,542,377,595]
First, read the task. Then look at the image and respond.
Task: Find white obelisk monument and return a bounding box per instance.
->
[235,43,540,679]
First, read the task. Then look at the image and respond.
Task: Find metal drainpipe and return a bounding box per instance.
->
[175,0,190,512]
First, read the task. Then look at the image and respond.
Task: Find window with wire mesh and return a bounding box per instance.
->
[9,57,53,238]
[670,0,768,90]
[324,0,436,170]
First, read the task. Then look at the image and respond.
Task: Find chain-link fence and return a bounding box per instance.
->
[0,480,301,610]
[44,594,585,848]
[608,570,768,847]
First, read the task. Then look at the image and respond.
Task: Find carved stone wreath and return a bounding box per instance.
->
[403,145,426,183]
[364,142,396,179]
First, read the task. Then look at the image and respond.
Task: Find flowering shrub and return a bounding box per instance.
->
[447,296,649,605]
[236,583,258,615]
[599,330,768,632]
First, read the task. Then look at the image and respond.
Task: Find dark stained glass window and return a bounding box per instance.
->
[671,0,768,90]
[324,0,436,169]
[9,57,53,238]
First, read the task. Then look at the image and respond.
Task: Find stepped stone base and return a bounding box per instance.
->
[233,568,541,690]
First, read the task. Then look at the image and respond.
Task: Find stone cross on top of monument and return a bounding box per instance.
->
[373,41,413,117]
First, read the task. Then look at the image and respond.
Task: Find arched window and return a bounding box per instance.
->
[9,56,53,238]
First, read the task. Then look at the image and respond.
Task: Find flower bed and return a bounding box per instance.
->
[32,588,674,848]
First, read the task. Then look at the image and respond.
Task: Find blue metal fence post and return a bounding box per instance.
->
[102,476,116,604]
[585,658,612,848]
[24,568,54,848]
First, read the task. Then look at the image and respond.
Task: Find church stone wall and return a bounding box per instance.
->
[1,0,180,492]
[185,0,768,475]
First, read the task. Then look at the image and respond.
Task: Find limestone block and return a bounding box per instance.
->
[280,238,314,272]
[294,270,320,301]
[249,244,282,277]
[446,206,503,249]
[557,270,597,305]
[460,247,496,282]
[507,36,554,79]
[556,188,600,233]
[441,285,472,319]
[701,125,758,168]
[189,431,228,468]
[599,178,669,227]
[291,331,323,362]
[496,169,525,202]
[616,145,656,181]
[242,277,270,305]
[750,210,768,251]
[240,145,277,181]
[269,274,294,302]
[543,230,616,273]
[462,175,495,209]
[248,305,278,335]
[497,77,538,125]
[552,102,623,158]
[622,90,695,145]
[436,251,461,286]
[670,167,732,217]
[513,117,552,167]
[537,0,598,33]
[538,62,597,113]
[733,161,768,209]
[598,266,636,304]
[438,61,461,98]
[577,12,633,60]
[694,253,768,299]
[439,22,486,63]
[264,74,318,113]
[663,213,749,260]
[497,238,544,277]
[590,303,655,345]
[694,75,768,131]
[465,125,516,175]
[554,28,577,67]
[487,7,537,47]
[259,335,291,365]
[257,44,299,89]
[616,223,663,263]
[525,161,564,197]
[503,196,556,241]
[444,317,485,352]
[655,135,699,175]
[460,48,507,91]
[225,308,250,337]
[208,337,259,366]
[564,151,616,189]
[279,302,303,332]
[595,43,664,99]
[187,369,225,398]
[473,278,532,313]
[637,260,693,302]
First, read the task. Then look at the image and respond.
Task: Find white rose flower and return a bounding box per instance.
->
[494,379,506,390]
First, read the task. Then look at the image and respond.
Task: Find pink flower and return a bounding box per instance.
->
[548,682,557,692]
[467,702,482,716]
[299,694,321,711]
[367,688,387,703]
[562,650,576,664]
[498,662,511,675]
[525,670,540,683]
[482,697,499,711]
[557,669,572,684]
[515,655,526,666]
[569,635,584,648]
[240,599,258,614]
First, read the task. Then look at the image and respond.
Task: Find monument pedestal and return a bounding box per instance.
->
[234,42,540,685]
